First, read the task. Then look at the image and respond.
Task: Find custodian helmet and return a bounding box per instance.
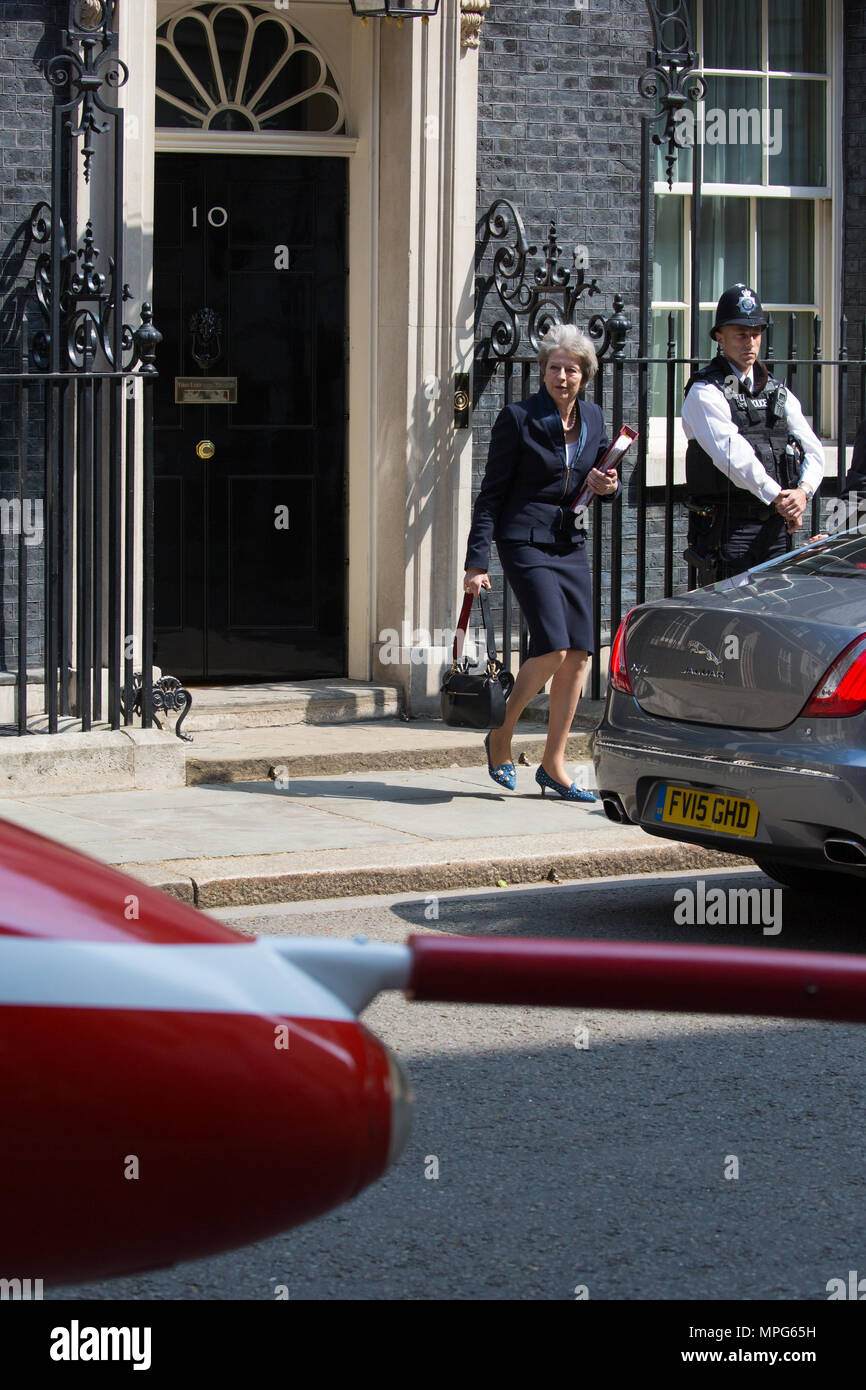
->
[711,284,767,339]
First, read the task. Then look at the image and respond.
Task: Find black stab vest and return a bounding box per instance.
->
[684,357,798,508]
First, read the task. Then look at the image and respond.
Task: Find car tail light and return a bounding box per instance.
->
[801,635,866,718]
[609,610,635,694]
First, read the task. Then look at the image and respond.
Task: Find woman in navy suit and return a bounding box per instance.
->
[464,325,619,801]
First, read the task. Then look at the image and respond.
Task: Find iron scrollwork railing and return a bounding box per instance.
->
[639,0,705,192]
[484,198,602,362]
[630,2,706,619]
[587,293,632,365]
[30,0,160,374]
[120,674,193,742]
[47,0,128,186]
[30,208,141,372]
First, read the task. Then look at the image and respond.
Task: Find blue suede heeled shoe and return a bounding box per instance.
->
[485,731,516,791]
[535,764,597,802]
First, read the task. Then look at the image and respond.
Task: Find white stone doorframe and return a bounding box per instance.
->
[373,3,480,713]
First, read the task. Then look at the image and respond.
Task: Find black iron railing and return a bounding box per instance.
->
[0,358,157,734]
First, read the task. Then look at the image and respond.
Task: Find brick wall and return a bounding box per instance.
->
[475,0,650,348]
[0,2,57,674]
[0,2,55,371]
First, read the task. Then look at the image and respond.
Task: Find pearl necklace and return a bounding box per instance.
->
[561,402,577,433]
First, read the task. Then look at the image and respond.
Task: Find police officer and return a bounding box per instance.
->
[682,283,824,581]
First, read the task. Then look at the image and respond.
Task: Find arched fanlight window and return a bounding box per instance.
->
[155,2,345,134]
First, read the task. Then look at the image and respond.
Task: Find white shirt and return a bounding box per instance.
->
[681,359,824,505]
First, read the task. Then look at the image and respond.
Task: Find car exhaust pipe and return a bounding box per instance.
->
[602,794,627,824]
[823,836,866,867]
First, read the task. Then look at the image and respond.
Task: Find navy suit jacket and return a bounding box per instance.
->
[464,385,615,572]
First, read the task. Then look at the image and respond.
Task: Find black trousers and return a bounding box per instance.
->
[717,512,788,579]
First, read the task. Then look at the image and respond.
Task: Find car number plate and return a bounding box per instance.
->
[654,784,759,838]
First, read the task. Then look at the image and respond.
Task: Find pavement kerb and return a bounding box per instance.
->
[121,840,745,909]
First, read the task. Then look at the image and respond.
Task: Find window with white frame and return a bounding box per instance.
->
[651,0,832,426]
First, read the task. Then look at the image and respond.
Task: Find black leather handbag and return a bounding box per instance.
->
[440,590,515,730]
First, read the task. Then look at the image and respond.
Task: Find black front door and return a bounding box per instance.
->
[153,153,347,682]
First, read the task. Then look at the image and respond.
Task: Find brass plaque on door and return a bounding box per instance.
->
[175,377,237,405]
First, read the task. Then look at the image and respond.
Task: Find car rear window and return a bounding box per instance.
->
[768,532,866,578]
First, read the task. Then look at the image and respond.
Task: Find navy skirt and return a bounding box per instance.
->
[497,538,594,658]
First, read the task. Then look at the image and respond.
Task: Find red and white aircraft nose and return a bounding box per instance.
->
[0,818,413,1284]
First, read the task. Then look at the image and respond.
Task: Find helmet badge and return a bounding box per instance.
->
[738,289,757,315]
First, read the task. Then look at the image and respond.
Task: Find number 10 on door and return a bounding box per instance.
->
[192,206,228,228]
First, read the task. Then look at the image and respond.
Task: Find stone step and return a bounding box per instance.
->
[183,711,603,785]
[0,727,186,796]
[0,694,606,795]
[180,679,403,732]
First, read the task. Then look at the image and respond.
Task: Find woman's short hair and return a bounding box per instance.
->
[537,324,598,382]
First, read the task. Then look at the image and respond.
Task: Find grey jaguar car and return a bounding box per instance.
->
[592,529,866,892]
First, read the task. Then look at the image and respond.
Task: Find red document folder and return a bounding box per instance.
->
[569,424,638,512]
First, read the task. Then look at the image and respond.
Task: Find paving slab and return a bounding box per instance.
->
[0,781,415,864]
[0,759,743,906]
[256,766,607,840]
